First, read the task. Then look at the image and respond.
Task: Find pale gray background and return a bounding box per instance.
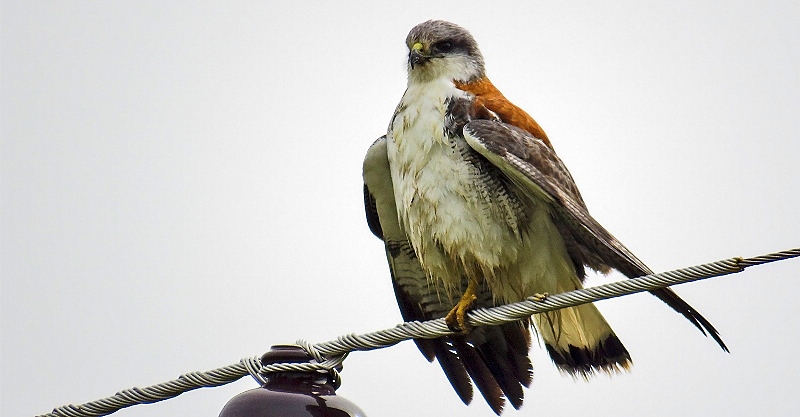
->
[3,1,799,416]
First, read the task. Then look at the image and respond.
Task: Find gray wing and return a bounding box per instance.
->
[462,120,727,351]
[363,136,532,414]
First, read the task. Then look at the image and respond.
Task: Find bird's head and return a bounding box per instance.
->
[405,20,485,84]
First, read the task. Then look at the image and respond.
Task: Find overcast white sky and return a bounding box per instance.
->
[3,1,799,416]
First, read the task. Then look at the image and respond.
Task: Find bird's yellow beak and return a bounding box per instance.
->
[409,42,428,68]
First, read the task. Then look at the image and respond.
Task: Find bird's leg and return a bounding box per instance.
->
[445,278,478,332]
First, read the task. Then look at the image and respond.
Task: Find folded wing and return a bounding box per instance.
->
[461,120,727,351]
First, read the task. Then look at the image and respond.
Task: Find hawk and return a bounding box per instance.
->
[362,20,727,414]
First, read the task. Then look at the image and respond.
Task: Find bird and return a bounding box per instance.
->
[362,20,727,414]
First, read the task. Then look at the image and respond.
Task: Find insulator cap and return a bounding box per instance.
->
[218,345,366,417]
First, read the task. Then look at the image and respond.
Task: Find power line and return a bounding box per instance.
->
[39,247,800,417]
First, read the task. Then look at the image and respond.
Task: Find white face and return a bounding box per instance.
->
[404,29,485,85]
[406,48,483,84]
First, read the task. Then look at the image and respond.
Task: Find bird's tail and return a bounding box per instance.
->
[533,302,631,376]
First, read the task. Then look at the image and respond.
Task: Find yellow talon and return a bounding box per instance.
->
[531,292,549,302]
[445,279,478,332]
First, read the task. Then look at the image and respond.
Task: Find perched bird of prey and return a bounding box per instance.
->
[362,20,727,414]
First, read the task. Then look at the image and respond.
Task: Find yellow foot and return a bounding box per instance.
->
[445,280,478,332]
[530,292,549,302]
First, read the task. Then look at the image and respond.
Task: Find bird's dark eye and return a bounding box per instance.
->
[433,41,453,53]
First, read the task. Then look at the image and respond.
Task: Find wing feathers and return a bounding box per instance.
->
[462,120,727,351]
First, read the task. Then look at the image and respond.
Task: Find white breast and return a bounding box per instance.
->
[388,81,510,286]
[386,79,578,303]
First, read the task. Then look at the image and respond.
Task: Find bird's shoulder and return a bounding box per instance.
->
[454,77,551,148]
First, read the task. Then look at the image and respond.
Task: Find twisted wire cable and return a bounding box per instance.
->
[37,247,800,417]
